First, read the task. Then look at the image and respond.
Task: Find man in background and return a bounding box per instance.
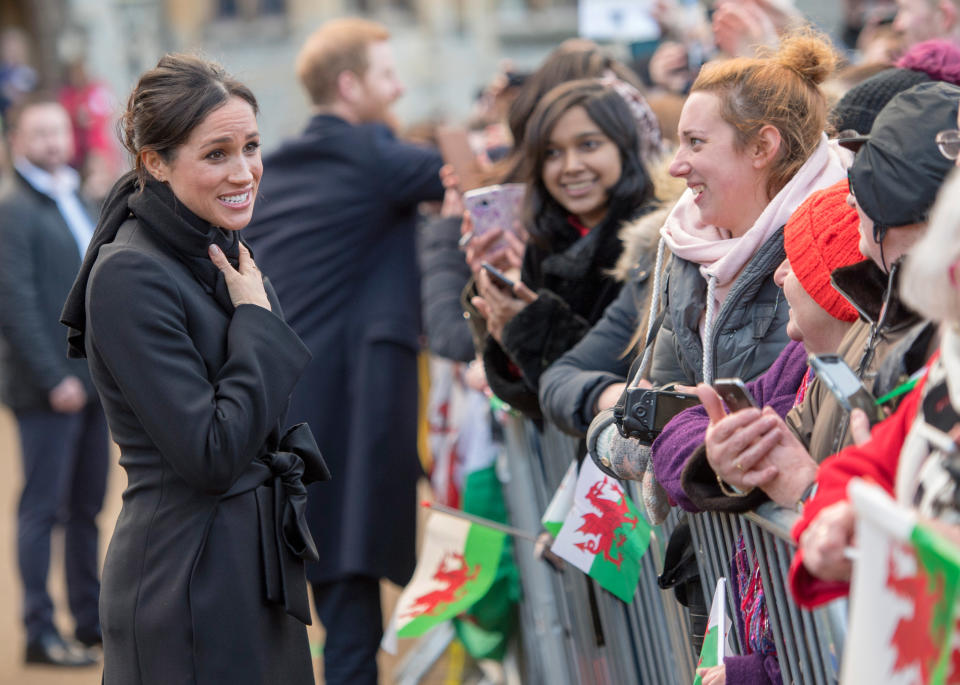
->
[245,18,444,685]
[0,95,108,668]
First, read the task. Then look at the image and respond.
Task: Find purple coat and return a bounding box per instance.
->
[652,341,808,685]
[651,340,809,512]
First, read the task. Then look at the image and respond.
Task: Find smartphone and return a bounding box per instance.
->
[463,184,526,240]
[436,125,485,191]
[481,262,516,291]
[808,354,885,425]
[713,378,758,413]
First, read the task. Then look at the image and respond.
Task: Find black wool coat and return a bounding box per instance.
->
[86,219,320,684]
[0,172,96,409]
[245,114,444,585]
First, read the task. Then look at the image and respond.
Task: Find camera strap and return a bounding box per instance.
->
[629,307,667,390]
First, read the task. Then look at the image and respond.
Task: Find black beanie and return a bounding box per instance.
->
[832,67,932,135]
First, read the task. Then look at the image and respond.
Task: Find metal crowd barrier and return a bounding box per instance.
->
[499,416,694,685]
[498,414,847,685]
[689,506,847,685]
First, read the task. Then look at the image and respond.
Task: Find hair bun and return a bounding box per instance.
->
[771,30,838,86]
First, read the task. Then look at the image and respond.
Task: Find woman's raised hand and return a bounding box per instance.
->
[439,165,465,219]
[698,384,780,491]
[461,211,525,278]
[472,268,537,343]
[209,243,272,311]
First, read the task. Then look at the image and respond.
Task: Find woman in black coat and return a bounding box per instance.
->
[471,79,657,420]
[60,55,325,685]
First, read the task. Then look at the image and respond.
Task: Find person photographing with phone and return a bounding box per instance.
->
[646,180,867,685]
[786,87,960,608]
[468,78,658,419]
[651,181,866,514]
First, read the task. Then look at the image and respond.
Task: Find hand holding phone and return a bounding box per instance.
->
[808,354,884,425]
[712,378,758,413]
[481,262,516,291]
[463,184,526,241]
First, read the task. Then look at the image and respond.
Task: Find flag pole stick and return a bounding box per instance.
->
[422,501,539,542]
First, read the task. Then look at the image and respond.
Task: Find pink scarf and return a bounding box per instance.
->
[660,135,851,315]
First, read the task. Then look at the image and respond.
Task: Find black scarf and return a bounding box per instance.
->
[62,171,243,358]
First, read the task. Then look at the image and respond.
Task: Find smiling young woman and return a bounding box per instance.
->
[60,54,326,685]
[633,30,849,391]
[473,78,659,419]
[539,105,623,228]
[141,97,263,231]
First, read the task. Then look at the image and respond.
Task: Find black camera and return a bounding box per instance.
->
[613,387,700,445]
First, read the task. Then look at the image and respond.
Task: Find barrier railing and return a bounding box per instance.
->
[497,413,846,685]
[689,506,847,685]
[500,417,694,684]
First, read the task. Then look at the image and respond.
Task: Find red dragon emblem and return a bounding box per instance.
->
[403,552,480,618]
[574,478,638,569]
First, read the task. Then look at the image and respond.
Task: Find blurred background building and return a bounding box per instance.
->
[0,0,846,156]
[2,0,599,154]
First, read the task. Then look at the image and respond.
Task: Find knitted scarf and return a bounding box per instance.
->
[61,171,244,358]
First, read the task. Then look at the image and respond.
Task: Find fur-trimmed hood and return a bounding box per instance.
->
[611,152,687,282]
[611,205,670,282]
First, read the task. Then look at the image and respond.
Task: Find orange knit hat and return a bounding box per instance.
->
[783,179,864,323]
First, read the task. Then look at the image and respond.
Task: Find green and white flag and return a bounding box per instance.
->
[693,577,728,684]
[843,480,960,684]
[382,511,506,653]
[550,458,652,602]
[541,460,578,536]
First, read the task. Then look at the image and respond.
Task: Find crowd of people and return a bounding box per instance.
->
[3,0,960,683]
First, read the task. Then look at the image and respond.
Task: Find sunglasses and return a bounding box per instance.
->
[936,129,960,160]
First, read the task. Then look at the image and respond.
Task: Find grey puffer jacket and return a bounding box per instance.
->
[646,226,791,386]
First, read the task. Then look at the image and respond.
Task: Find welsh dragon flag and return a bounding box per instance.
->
[843,479,960,684]
[541,460,578,536]
[382,511,506,652]
[550,458,652,602]
[693,577,728,685]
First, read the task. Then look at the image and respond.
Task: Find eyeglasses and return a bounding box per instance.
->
[936,129,960,160]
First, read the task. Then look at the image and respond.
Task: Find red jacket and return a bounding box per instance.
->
[788,367,930,607]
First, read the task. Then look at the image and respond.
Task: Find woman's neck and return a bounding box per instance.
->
[724,192,771,238]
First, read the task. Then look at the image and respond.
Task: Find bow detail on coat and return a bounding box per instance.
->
[221,422,330,625]
[261,423,329,624]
